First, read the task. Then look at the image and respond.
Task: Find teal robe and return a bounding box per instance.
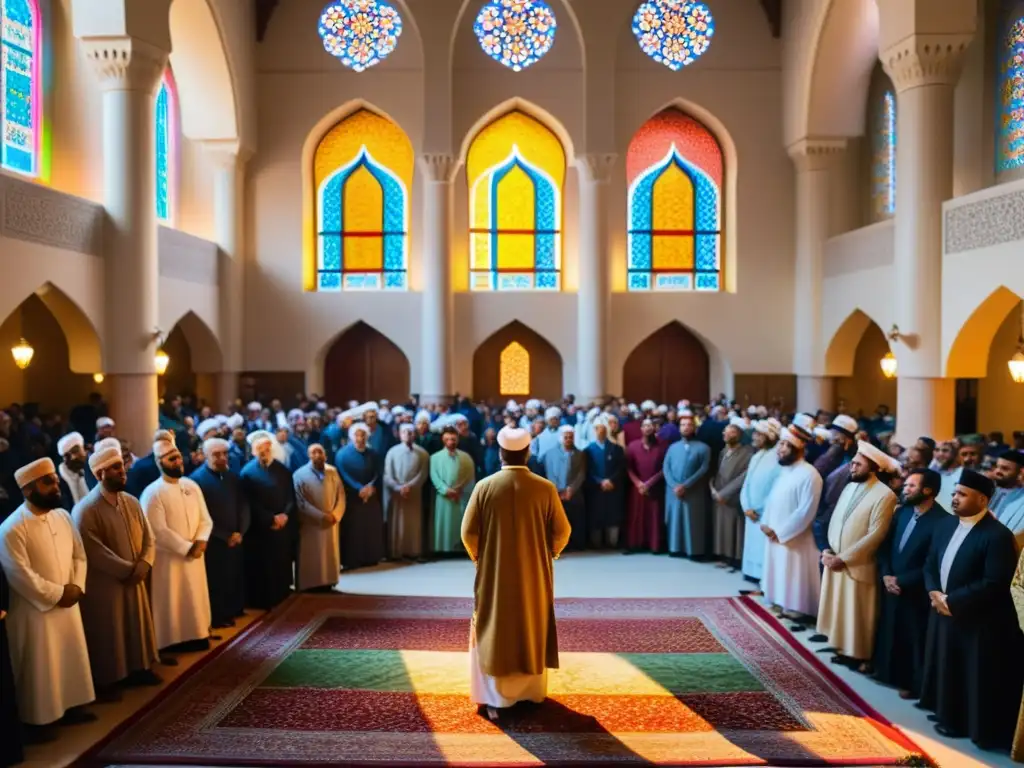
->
[430,449,476,552]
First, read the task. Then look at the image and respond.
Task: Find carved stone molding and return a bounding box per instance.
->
[945,189,1024,254]
[881,35,973,92]
[0,173,103,255]
[79,36,168,93]
[419,154,459,183]
[787,138,847,172]
[579,153,618,184]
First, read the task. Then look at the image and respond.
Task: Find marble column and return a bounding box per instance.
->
[789,138,845,415]
[577,153,616,403]
[78,34,168,453]
[419,154,458,404]
[882,35,972,443]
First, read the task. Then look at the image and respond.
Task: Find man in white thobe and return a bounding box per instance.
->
[383,423,429,560]
[141,438,214,653]
[739,419,782,586]
[293,443,345,592]
[57,431,91,506]
[760,427,824,624]
[0,458,95,737]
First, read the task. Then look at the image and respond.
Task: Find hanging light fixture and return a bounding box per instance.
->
[93,373,105,384]
[11,338,34,370]
[153,329,170,376]
[1009,304,1024,384]
[880,325,900,380]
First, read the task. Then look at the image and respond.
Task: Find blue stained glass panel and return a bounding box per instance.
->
[632,0,715,72]
[695,272,719,291]
[1,0,38,176]
[656,273,692,291]
[155,76,171,222]
[474,0,557,72]
[870,90,896,217]
[997,14,1024,172]
[318,272,342,291]
[629,272,652,290]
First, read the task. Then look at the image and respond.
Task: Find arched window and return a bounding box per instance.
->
[155,68,178,223]
[314,108,413,291]
[1,0,41,176]
[871,90,896,217]
[467,110,565,291]
[626,109,723,291]
[997,8,1024,174]
[499,341,530,395]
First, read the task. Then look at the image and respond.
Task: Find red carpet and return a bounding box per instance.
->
[79,594,932,766]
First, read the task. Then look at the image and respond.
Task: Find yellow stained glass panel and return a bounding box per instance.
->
[471,178,493,271]
[342,166,384,271]
[652,163,695,270]
[499,342,530,396]
[496,165,536,270]
[466,111,565,189]
[314,109,414,194]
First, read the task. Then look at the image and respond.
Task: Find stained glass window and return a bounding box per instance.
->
[871,90,896,218]
[318,0,403,73]
[997,9,1024,173]
[632,0,715,72]
[499,342,530,395]
[474,0,557,72]
[315,109,413,291]
[155,68,177,223]
[626,109,722,291]
[467,110,565,291]
[1,0,40,176]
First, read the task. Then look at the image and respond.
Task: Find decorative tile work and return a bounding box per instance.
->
[944,188,1024,254]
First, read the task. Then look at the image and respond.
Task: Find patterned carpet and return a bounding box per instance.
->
[81,594,930,766]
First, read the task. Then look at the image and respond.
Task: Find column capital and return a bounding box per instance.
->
[579,153,618,184]
[787,138,847,171]
[880,34,973,92]
[79,36,168,93]
[419,153,459,183]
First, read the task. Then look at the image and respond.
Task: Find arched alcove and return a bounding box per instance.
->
[622,321,709,405]
[473,321,562,401]
[946,285,1022,378]
[161,311,223,405]
[833,320,897,419]
[976,300,1024,436]
[323,321,410,405]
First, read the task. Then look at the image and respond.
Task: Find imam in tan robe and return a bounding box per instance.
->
[461,465,571,707]
[72,485,158,687]
[816,476,897,660]
[293,462,345,591]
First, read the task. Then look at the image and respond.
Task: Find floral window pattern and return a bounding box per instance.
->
[467,110,565,291]
[871,90,896,218]
[499,341,530,395]
[632,0,715,72]
[317,0,403,73]
[626,109,723,291]
[314,109,414,291]
[1,0,40,176]
[155,68,177,223]
[997,12,1024,173]
[474,0,557,72]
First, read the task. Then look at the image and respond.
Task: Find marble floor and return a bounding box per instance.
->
[22,552,1013,767]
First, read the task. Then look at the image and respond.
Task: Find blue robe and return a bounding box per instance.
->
[583,439,626,538]
[543,446,587,550]
[228,442,247,475]
[367,423,395,459]
[191,465,250,625]
[482,444,501,477]
[663,438,712,556]
[125,453,161,498]
[738,448,782,580]
[239,458,296,609]
[336,444,385,569]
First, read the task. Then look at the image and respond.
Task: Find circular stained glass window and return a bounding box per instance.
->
[474,0,558,72]
[632,0,715,72]
[318,0,403,73]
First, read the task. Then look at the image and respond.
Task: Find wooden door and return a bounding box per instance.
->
[623,322,709,404]
[324,322,410,405]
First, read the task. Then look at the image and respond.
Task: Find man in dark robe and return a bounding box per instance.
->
[625,419,667,553]
[872,468,945,698]
[583,418,626,549]
[125,429,175,498]
[454,415,483,479]
[919,469,1024,749]
[239,433,295,610]
[192,438,250,627]
[361,404,395,457]
[336,422,385,569]
[1,566,24,764]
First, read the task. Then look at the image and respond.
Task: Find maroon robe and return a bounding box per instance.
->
[625,438,666,551]
[622,420,643,446]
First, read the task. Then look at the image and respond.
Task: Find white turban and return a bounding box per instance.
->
[399,423,415,436]
[57,432,84,456]
[558,424,576,436]
[544,407,562,421]
[348,422,370,442]
[497,426,531,451]
[641,400,656,411]
[247,401,262,411]
[197,418,220,439]
[215,414,229,425]
[287,408,304,422]
[88,446,122,473]
[227,413,244,429]
[813,426,833,441]
[729,416,748,429]
[526,399,541,410]
[677,400,691,410]
[15,458,56,488]
[857,440,901,474]
[779,427,807,448]
[96,416,115,429]
[678,408,694,419]
[414,410,432,424]
[506,399,519,411]
[203,437,229,455]
[248,430,274,449]
[392,405,406,416]
[753,420,780,441]
[152,438,178,459]
[830,414,858,437]
[95,437,121,454]
[656,404,668,415]
[359,402,379,414]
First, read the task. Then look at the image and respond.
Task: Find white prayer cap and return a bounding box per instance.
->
[679,408,695,419]
[88,446,122,474]
[829,414,858,437]
[656,404,668,415]
[316,401,328,411]
[247,429,274,448]
[431,414,454,433]
[197,419,220,439]
[677,399,691,410]
[227,413,244,429]
[793,412,816,432]
[779,427,807,448]
[813,426,832,441]
[593,414,610,429]
[756,406,768,418]
[747,405,758,416]
[558,424,575,435]
[57,432,84,456]
[414,410,431,424]
[96,416,115,429]
[506,399,519,411]
[641,400,656,411]
[392,405,406,416]
[399,422,415,435]
[628,403,639,413]
[754,420,780,441]
[15,457,56,488]
[729,416,747,429]
[215,414,229,426]
[857,440,900,474]
[380,399,390,406]
[348,422,370,442]
[452,414,468,424]
[359,401,379,414]
[95,437,121,454]
[497,426,531,451]
[247,401,262,411]
[203,437,229,455]
[287,408,304,422]
[544,406,562,421]
[152,438,178,459]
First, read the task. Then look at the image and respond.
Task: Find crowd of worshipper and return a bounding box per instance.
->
[0,391,1023,766]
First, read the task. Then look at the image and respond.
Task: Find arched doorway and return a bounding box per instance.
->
[623,322,709,404]
[834,321,897,420]
[323,322,410,405]
[160,312,223,408]
[473,321,563,401]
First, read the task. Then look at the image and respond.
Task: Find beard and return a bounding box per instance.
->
[778,452,798,466]
[102,476,126,493]
[28,489,63,509]
[996,474,1019,489]
[903,490,927,506]
[65,456,86,472]
[162,465,184,479]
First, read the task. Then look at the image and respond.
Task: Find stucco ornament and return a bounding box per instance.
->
[474,0,558,72]
[632,0,715,72]
[317,0,403,73]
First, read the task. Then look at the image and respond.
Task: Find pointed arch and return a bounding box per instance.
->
[946,286,1023,378]
[1,0,42,177]
[0,282,102,374]
[622,321,709,404]
[166,310,223,373]
[824,308,882,377]
[473,320,562,399]
[321,321,410,404]
[155,67,179,224]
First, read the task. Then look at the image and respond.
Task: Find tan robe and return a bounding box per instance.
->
[461,465,571,705]
[816,476,897,659]
[293,463,345,591]
[1010,548,1024,761]
[72,486,158,687]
